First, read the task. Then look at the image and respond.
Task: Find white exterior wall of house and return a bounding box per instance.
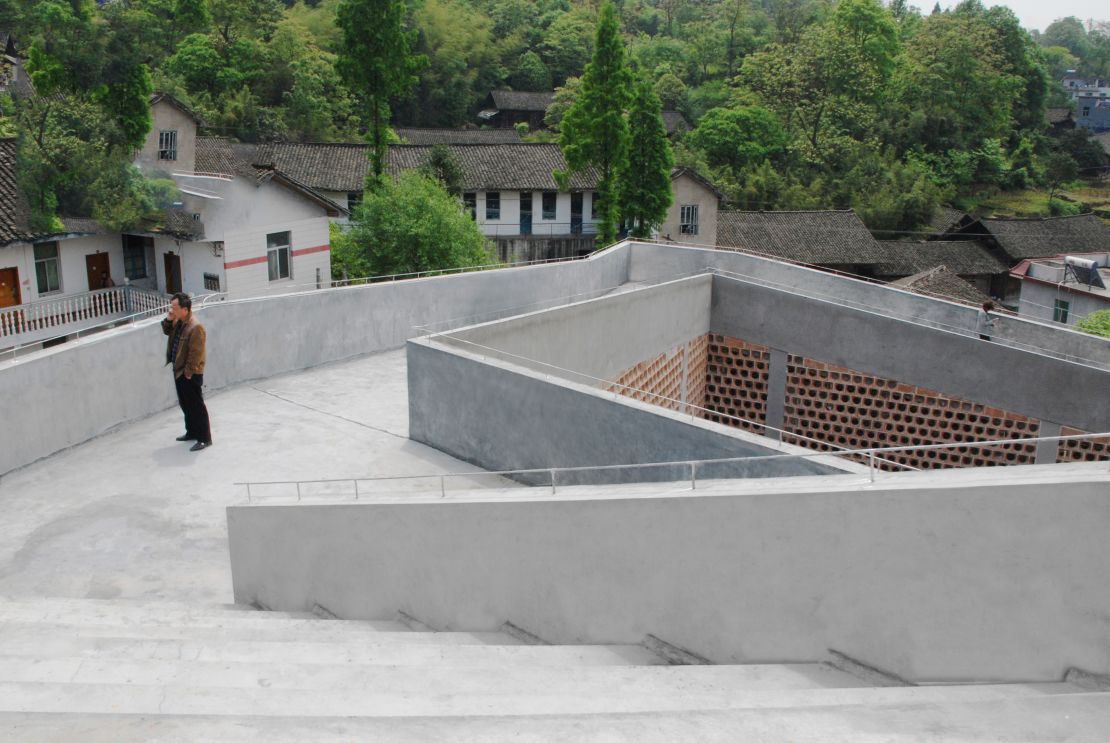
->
[1018,281,1110,326]
[221,215,330,297]
[660,173,719,246]
[474,190,597,237]
[0,234,120,303]
[136,99,198,175]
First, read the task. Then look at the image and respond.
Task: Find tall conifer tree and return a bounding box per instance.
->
[620,77,673,238]
[558,1,630,245]
[336,0,425,186]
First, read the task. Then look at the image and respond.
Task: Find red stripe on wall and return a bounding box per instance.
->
[224,256,268,270]
[292,244,330,257]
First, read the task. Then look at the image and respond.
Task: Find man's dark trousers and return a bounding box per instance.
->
[175,373,211,443]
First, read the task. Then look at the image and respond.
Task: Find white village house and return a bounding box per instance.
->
[0,94,345,351]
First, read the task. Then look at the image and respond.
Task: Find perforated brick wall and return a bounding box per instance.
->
[609,332,1105,470]
[702,335,770,433]
[780,356,1039,470]
[1057,427,1110,463]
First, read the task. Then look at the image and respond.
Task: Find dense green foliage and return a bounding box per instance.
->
[619,77,673,238]
[331,171,492,277]
[559,2,630,243]
[1075,309,1110,338]
[1,0,1108,235]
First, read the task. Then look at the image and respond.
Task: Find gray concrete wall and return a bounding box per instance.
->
[627,241,1110,369]
[407,337,850,484]
[0,248,630,476]
[227,470,1110,682]
[709,274,1110,433]
[442,274,712,384]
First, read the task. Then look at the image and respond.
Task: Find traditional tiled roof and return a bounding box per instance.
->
[394,128,522,145]
[227,141,370,191]
[194,138,347,213]
[871,240,1009,278]
[975,215,1110,261]
[388,144,599,190]
[1045,107,1074,125]
[890,265,991,306]
[923,206,970,237]
[716,210,887,265]
[489,90,555,112]
[0,137,31,244]
[661,110,689,135]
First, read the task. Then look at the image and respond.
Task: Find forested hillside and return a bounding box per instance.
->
[1,0,1108,234]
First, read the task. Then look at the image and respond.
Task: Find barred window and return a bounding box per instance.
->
[203,273,221,292]
[680,204,699,235]
[158,130,178,161]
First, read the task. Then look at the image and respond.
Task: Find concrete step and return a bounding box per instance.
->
[0,621,521,646]
[4,692,1107,742]
[0,680,1082,717]
[0,658,868,694]
[0,635,666,667]
[0,597,400,630]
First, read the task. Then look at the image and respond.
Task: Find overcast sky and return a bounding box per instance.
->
[932,2,1106,33]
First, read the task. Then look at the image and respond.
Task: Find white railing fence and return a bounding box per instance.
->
[0,285,168,342]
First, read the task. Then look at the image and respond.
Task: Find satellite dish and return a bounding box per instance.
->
[1064,256,1107,289]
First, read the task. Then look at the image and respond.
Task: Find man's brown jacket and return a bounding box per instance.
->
[161,316,207,379]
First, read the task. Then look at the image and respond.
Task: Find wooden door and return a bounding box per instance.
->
[85,253,110,291]
[164,252,182,295]
[0,267,20,308]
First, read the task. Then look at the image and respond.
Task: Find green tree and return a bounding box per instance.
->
[332,171,492,277]
[336,0,425,182]
[688,105,787,178]
[540,6,595,85]
[559,1,631,244]
[420,144,464,196]
[511,50,552,91]
[1076,309,1110,338]
[619,77,673,238]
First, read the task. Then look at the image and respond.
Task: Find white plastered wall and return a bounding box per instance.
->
[660,174,718,245]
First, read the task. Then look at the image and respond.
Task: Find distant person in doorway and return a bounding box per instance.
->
[101,272,115,288]
[162,292,212,451]
[977,300,996,342]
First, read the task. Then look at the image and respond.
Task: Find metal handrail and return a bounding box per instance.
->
[234,432,1110,503]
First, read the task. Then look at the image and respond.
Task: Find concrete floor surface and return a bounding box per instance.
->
[0,350,499,604]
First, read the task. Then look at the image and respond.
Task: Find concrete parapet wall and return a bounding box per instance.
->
[0,248,630,476]
[227,469,1110,682]
[407,337,848,484]
[628,242,1110,368]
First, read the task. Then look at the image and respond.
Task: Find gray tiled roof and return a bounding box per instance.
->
[923,206,969,236]
[0,138,31,244]
[388,144,599,191]
[979,215,1110,261]
[661,110,689,134]
[489,90,555,112]
[716,210,887,265]
[1045,107,1074,124]
[394,128,522,145]
[871,240,1008,278]
[235,141,370,191]
[195,137,262,180]
[890,265,990,306]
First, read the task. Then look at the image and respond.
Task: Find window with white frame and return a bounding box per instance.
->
[267,231,292,281]
[158,130,178,161]
[485,192,501,220]
[34,242,61,294]
[680,204,699,235]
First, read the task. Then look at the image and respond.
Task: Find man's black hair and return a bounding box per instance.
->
[172,292,192,310]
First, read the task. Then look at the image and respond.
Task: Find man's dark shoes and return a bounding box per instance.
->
[189,441,211,452]
[176,434,197,442]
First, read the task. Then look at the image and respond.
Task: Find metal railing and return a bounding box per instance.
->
[234,432,1110,503]
[0,285,168,341]
[0,289,226,362]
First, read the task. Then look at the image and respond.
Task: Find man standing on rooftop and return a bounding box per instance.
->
[162,292,212,452]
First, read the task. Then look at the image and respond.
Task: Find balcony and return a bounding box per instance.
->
[0,285,169,351]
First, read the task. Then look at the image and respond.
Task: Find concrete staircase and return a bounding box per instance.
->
[0,597,1106,742]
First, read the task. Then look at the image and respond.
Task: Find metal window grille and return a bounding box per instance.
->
[680,204,699,235]
[158,130,177,161]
